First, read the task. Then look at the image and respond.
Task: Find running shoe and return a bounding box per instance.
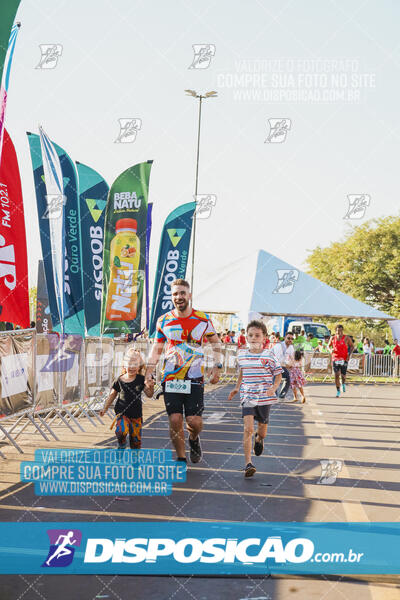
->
[336,389,341,398]
[254,434,264,456]
[189,436,202,463]
[117,441,127,450]
[244,463,256,478]
[342,383,346,393]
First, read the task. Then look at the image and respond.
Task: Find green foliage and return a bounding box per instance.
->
[306,216,400,344]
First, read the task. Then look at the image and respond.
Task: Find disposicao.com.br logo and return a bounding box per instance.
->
[81,536,363,565]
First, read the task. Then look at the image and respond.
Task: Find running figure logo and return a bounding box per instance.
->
[344,194,370,219]
[42,529,82,567]
[273,269,299,294]
[36,44,63,69]
[40,335,82,373]
[188,44,216,69]
[193,194,217,219]
[115,119,142,143]
[265,118,291,143]
[42,194,67,219]
[318,460,343,485]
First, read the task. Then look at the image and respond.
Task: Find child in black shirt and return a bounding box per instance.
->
[100,348,154,448]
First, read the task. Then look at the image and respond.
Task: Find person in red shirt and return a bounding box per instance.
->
[392,340,400,357]
[237,328,247,349]
[328,324,354,397]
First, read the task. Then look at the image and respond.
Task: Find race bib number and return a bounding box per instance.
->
[335,360,345,366]
[165,379,191,394]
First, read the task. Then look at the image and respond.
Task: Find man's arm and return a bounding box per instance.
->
[346,335,354,354]
[207,332,223,384]
[145,341,164,384]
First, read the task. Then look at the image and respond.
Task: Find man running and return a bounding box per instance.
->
[272,331,295,399]
[328,324,354,397]
[145,279,222,463]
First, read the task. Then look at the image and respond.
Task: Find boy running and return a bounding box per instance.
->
[228,320,282,477]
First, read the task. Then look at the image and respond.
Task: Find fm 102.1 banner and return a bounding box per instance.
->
[101,161,152,336]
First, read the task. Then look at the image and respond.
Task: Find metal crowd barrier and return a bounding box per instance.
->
[0,336,399,457]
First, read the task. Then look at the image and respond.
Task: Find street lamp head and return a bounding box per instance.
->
[204,91,218,97]
[185,89,198,97]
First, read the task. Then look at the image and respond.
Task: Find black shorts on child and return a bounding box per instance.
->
[242,404,270,424]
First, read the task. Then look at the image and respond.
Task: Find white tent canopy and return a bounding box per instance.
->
[195,250,393,321]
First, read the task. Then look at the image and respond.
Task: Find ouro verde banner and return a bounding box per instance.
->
[101,161,152,336]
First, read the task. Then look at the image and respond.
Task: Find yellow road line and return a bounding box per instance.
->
[0,482,31,501]
[146,434,307,448]
[312,407,370,522]
[0,503,223,522]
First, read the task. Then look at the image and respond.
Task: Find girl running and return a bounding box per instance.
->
[289,349,307,403]
[100,348,154,449]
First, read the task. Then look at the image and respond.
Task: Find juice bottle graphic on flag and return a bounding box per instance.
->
[105,218,140,321]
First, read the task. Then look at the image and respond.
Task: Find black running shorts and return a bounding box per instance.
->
[162,382,204,417]
[333,360,348,375]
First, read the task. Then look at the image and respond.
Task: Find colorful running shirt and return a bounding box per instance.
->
[237,348,283,406]
[331,335,348,361]
[156,309,217,382]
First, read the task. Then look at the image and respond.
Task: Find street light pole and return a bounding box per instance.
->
[185,89,217,297]
[191,94,203,295]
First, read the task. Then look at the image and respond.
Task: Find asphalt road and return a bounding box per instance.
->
[0,382,399,599]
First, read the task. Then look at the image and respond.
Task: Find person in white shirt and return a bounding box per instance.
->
[272,332,295,398]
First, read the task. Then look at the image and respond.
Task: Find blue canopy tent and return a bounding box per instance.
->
[195,250,393,321]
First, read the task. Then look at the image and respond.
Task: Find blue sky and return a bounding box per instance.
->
[6,0,400,299]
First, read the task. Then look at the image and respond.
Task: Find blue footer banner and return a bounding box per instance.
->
[0,522,399,574]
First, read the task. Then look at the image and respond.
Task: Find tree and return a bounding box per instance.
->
[306,216,400,319]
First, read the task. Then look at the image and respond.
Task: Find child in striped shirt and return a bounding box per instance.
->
[228,320,283,477]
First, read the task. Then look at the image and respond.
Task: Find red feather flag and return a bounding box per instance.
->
[0,129,29,327]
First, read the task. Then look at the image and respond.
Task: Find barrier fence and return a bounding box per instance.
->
[0,333,398,457]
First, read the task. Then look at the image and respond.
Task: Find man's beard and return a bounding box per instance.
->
[174,299,189,312]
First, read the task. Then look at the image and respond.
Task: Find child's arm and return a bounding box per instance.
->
[100,389,118,417]
[228,368,242,401]
[267,372,282,397]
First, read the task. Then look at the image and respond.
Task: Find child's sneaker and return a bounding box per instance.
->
[336,389,341,398]
[342,383,346,392]
[244,463,256,478]
[254,434,264,456]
